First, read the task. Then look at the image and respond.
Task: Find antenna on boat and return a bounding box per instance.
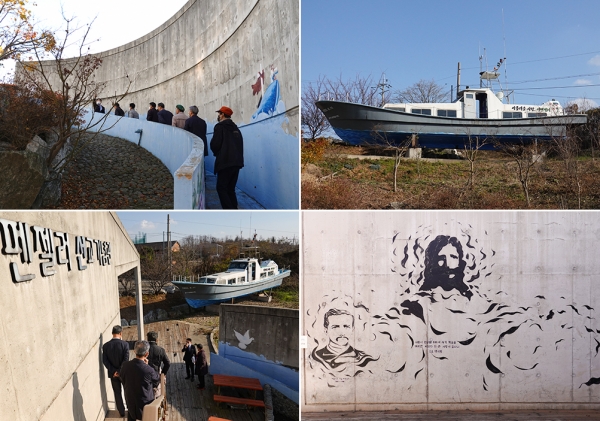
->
[502,8,510,103]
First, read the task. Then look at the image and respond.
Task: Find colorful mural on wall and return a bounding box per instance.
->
[251,64,284,121]
[305,222,600,393]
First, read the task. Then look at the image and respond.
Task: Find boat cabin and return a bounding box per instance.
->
[383,88,564,120]
[197,257,279,285]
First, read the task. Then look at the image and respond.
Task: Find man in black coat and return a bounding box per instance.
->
[146,102,159,122]
[94,99,105,113]
[102,326,130,417]
[157,102,173,125]
[113,102,125,117]
[120,340,160,421]
[183,105,208,156]
[147,331,170,376]
[210,106,244,209]
[181,338,196,380]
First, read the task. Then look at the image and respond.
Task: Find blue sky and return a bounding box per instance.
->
[116,211,300,244]
[302,0,600,108]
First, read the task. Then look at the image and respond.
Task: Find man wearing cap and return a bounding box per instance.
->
[172,104,188,129]
[210,106,244,209]
[157,102,173,125]
[146,102,159,123]
[183,105,208,156]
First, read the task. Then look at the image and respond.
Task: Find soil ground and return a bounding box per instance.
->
[302,143,600,209]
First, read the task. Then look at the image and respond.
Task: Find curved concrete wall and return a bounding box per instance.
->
[0,211,139,421]
[92,0,299,209]
[87,113,206,209]
[302,211,600,412]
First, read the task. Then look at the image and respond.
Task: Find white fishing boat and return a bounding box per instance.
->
[172,250,291,308]
[316,67,587,149]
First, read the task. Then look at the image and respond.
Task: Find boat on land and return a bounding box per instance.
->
[172,250,291,308]
[316,72,587,150]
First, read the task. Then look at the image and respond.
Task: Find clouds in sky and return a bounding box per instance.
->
[588,55,600,67]
[574,79,592,85]
[141,220,155,229]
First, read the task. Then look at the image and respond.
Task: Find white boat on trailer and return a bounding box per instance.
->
[316,70,587,149]
[172,251,291,309]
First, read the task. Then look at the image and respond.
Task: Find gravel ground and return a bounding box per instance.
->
[57,133,173,209]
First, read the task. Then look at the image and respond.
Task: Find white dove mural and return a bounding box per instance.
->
[234,329,255,349]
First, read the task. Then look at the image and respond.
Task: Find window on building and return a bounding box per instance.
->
[527,112,547,118]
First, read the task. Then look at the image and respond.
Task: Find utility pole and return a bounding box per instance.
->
[167,214,172,283]
[457,62,461,94]
[372,73,391,107]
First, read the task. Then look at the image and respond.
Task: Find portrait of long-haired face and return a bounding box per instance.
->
[420,235,471,299]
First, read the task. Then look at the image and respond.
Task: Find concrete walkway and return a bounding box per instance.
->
[301,410,600,420]
[205,173,264,210]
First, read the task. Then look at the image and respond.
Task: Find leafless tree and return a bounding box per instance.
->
[462,129,493,189]
[494,139,545,208]
[13,12,132,206]
[301,75,330,141]
[370,125,412,192]
[139,248,171,295]
[118,268,136,296]
[392,79,450,104]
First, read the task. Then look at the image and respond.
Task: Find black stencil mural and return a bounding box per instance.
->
[306,295,378,386]
[306,223,600,392]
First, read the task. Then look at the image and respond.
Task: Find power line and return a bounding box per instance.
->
[118,217,297,235]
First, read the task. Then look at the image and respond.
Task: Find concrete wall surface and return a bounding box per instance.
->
[47,0,299,209]
[301,211,600,412]
[0,211,140,421]
[215,304,299,401]
[86,112,205,209]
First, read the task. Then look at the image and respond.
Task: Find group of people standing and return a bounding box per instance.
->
[182,338,209,389]
[101,325,208,421]
[93,98,244,210]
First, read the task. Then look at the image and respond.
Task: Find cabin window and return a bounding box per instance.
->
[228,279,235,285]
[503,111,523,119]
[228,262,248,270]
[411,108,432,115]
[206,277,216,284]
[240,276,246,282]
[261,273,267,279]
[466,93,474,99]
[437,109,457,117]
[528,112,547,118]
[269,271,274,276]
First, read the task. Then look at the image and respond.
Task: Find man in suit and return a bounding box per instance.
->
[120,341,160,421]
[181,338,196,380]
[94,99,106,113]
[102,326,130,417]
[183,105,208,157]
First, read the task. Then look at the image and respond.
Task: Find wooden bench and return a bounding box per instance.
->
[213,394,265,408]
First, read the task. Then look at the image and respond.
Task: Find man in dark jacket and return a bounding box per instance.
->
[113,103,125,117]
[102,326,130,417]
[157,102,173,125]
[94,99,105,113]
[181,338,196,380]
[147,331,170,376]
[194,343,208,390]
[146,102,159,122]
[183,105,208,156]
[210,106,244,209]
[120,340,160,421]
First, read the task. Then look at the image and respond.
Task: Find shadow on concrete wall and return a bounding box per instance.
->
[98,333,108,417]
[72,372,87,421]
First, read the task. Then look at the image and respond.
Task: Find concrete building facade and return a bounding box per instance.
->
[302,211,600,412]
[0,212,141,421]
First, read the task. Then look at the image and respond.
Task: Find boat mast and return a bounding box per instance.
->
[456,62,461,95]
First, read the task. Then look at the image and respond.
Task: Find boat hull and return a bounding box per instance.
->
[316,101,587,149]
[172,270,291,309]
